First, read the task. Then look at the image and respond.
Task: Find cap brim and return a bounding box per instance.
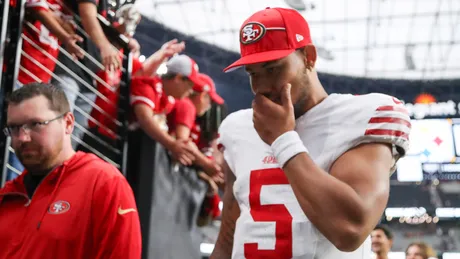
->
[223,49,296,73]
[210,92,224,105]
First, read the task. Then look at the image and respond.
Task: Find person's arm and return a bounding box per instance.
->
[175,124,191,140]
[282,143,392,251]
[138,39,185,77]
[91,171,141,258]
[134,104,195,165]
[210,161,239,259]
[78,2,119,70]
[33,9,84,58]
[175,124,221,177]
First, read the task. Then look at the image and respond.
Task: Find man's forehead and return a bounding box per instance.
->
[7,96,53,121]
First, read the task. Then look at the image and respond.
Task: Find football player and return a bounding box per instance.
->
[211,7,411,259]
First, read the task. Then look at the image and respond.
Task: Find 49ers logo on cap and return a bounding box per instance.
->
[240,22,266,44]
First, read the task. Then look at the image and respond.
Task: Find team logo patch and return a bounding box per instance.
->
[48,200,71,215]
[240,22,266,44]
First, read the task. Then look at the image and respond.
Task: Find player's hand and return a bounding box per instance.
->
[169,139,196,166]
[161,39,185,59]
[101,44,121,72]
[63,34,84,59]
[252,83,295,145]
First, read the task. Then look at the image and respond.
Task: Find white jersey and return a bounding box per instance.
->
[218,93,411,259]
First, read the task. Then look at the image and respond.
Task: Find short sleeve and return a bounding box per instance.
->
[132,58,143,75]
[130,77,158,110]
[217,114,236,174]
[171,99,196,129]
[355,94,411,172]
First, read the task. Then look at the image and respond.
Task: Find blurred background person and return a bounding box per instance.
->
[406,242,438,259]
[371,224,394,259]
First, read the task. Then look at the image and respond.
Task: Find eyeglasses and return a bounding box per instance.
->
[3,113,67,137]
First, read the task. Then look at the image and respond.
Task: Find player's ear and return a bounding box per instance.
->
[304,44,317,70]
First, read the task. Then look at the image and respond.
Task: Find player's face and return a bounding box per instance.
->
[245,46,314,118]
[371,229,392,254]
[406,245,424,259]
[7,96,73,172]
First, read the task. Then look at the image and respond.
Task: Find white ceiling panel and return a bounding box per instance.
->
[135,0,460,80]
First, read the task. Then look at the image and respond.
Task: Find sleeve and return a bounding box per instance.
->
[25,0,49,11]
[130,77,157,109]
[217,113,236,173]
[91,170,142,259]
[171,99,196,129]
[132,58,143,75]
[356,94,411,171]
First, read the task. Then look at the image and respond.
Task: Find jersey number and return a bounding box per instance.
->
[38,24,58,50]
[244,168,293,259]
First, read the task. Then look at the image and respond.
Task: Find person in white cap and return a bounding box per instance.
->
[212,7,411,259]
[130,54,205,166]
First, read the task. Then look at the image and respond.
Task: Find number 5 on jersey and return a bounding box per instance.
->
[244,168,293,259]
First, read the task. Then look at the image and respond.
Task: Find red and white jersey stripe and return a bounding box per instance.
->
[365,104,411,142]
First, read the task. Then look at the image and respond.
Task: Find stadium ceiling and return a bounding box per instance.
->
[135,0,460,80]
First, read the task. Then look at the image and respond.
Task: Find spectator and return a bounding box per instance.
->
[0,83,141,258]
[76,39,186,163]
[371,224,393,259]
[5,0,85,182]
[51,0,139,148]
[166,73,225,226]
[406,242,438,259]
[20,0,84,85]
[167,73,224,176]
[129,54,204,167]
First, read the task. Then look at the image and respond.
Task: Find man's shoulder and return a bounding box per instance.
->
[218,109,255,148]
[221,109,253,128]
[309,93,406,121]
[72,152,124,182]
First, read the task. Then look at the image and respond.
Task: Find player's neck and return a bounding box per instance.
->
[295,80,328,119]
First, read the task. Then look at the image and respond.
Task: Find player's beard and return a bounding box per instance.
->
[292,68,310,119]
[16,138,63,173]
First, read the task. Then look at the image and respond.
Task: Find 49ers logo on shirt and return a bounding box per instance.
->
[48,200,71,215]
[240,22,266,44]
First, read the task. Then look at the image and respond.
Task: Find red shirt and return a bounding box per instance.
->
[167,98,196,134]
[0,152,141,259]
[18,0,66,84]
[167,98,213,155]
[89,72,174,139]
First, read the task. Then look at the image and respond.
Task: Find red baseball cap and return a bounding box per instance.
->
[193,73,224,105]
[224,7,312,72]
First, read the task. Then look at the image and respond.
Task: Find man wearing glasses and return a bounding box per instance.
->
[0,83,141,259]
